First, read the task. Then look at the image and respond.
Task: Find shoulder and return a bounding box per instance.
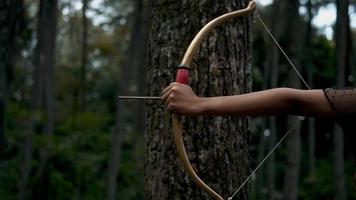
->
[323,88,356,129]
[323,88,356,115]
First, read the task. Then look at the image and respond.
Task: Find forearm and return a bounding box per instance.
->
[199,88,335,117]
[162,83,335,117]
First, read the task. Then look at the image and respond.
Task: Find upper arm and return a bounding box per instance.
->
[293,89,336,117]
[323,88,356,118]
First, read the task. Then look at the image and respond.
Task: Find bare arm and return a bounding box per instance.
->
[162,82,335,117]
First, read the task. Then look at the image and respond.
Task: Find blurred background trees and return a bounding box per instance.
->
[0,0,355,199]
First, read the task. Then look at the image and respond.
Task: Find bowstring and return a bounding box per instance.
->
[257,15,311,90]
[228,13,310,200]
[228,123,297,200]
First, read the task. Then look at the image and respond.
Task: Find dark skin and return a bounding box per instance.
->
[162,82,335,118]
[162,82,356,191]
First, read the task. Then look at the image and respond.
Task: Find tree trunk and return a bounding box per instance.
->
[333,0,350,199]
[255,130,267,199]
[0,0,27,154]
[0,100,4,152]
[0,0,23,103]
[335,0,351,88]
[145,0,252,199]
[80,0,88,111]
[266,1,281,199]
[0,0,32,199]
[42,0,57,139]
[134,0,152,134]
[107,1,146,199]
[333,126,346,200]
[282,1,302,200]
[305,0,316,176]
[283,117,301,200]
[31,0,58,198]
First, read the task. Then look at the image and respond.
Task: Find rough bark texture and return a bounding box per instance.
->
[282,1,302,200]
[145,0,252,199]
[333,0,350,199]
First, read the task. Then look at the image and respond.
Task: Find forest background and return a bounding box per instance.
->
[1,0,356,200]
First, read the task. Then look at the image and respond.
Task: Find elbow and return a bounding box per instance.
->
[275,88,303,115]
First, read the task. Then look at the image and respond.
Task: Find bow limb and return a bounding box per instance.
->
[172,1,256,200]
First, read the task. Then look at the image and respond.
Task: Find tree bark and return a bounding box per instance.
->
[145,0,252,199]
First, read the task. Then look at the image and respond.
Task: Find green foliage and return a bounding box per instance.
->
[0,0,146,199]
[1,0,355,199]
[49,169,75,200]
[0,108,113,199]
[300,158,356,200]
[309,35,336,86]
[252,30,268,90]
[299,159,334,199]
[118,132,144,200]
[250,3,355,199]
[0,158,19,200]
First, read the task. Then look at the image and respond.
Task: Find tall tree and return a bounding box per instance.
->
[107,1,147,199]
[282,1,302,200]
[0,0,27,151]
[0,0,31,199]
[335,0,351,87]
[266,1,282,199]
[333,0,351,199]
[133,0,152,133]
[305,0,316,176]
[80,0,89,111]
[0,100,4,153]
[30,0,58,198]
[145,0,252,199]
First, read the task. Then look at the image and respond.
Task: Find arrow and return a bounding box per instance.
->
[118,96,161,100]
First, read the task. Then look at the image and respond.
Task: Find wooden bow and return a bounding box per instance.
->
[172,1,257,200]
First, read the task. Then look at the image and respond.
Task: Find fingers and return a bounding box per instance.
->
[161,83,173,102]
[161,82,202,116]
[162,82,174,95]
[161,82,183,111]
[162,82,181,101]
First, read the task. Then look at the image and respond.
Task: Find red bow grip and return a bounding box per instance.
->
[175,65,189,84]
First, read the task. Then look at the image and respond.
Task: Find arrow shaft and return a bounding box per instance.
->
[118,96,161,100]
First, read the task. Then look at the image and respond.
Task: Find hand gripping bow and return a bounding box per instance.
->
[173,1,256,200]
